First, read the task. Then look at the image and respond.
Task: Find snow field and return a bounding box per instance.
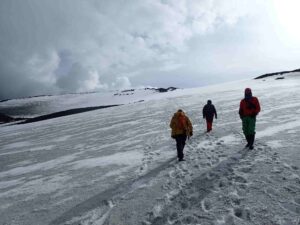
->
[0,73,300,225]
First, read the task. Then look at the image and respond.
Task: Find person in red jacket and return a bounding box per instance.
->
[239,88,261,149]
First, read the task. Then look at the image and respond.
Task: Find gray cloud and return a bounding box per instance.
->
[1,0,299,100]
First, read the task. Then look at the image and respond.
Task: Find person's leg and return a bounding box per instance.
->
[210,118,214,131]
[177,135,187,160]
[206,119,212,132]
[208,121,212,131]
[248,117,256,149]
[175,137,181,159]
[245,135,250,148]
[206,119,209,132]
[242,117,251,147]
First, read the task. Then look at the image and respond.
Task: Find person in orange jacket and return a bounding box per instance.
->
[239,88,261,149]
[170,109,193,161]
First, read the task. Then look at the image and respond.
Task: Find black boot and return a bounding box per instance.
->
[245,135,250,148]
[249,134,255,150]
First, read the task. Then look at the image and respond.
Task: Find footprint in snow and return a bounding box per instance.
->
[238,166,252,174]
[233,207,251,221]
[280,202,300,214]
[168,170,176,178]
[271,167,283,174]
[294,198,300,205]
[232,176,248,184]
[181,215,200,224]
[265,187,282,199]
[201,199,212,212]
[291,165,299,171]
[216,140,224,145]
[144,145,152,150]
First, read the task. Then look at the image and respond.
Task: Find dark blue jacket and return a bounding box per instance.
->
[203,103,217,122]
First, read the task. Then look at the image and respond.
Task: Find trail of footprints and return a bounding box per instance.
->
[143,133,230,224]
[144,134,300,225]
[138,145,161,176]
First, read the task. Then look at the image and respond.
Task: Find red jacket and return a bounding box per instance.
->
[239,97,261,117]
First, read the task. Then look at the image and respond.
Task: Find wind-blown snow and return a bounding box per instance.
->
[0,73,300,225]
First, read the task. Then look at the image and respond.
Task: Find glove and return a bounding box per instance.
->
[251,113,257,118]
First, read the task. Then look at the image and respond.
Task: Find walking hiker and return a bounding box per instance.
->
[202,100,217,132]
[170,109,193,161]
[239,88,261,150]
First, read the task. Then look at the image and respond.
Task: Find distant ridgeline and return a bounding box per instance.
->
[114,87,177,96]
[255,68,300,79]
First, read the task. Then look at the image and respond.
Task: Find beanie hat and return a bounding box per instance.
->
[244,88,252,99]
[245,88,252,94]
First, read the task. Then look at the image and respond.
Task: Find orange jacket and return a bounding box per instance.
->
[239,97,261,117]
[170,111,193,137]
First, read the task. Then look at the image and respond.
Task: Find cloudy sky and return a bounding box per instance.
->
[1,0,300,99]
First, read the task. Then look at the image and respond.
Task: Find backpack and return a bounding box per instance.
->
[177,114,186,130]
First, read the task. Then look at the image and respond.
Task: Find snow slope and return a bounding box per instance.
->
[0,88,185,118]
[0,73,300,225]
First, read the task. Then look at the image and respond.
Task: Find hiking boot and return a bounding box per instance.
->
[178,158,185,161]
[245,135,250,148]
[248,134,255,150]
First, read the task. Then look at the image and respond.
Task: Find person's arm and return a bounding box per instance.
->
[239,101,243,119]
[214,106,217,119]
[202,106,206,118]
[170,116,175,129]
[254,97,261,115]
[187,117,193,136]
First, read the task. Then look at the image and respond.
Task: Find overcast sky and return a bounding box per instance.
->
[1,0,300,99]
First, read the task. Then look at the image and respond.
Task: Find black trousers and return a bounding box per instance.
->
[175,134,187,160]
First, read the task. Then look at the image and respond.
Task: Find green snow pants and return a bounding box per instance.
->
[242,116,256,136]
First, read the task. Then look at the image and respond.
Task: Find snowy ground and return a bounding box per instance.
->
[0,73,300,225]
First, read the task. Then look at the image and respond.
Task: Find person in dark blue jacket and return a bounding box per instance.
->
[202,100,217,132]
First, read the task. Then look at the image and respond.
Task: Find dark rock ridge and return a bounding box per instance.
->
[0,113,25,123]
[145,87,178,92]
[17,105,121,124]
[255,68,300,79]
[0,113,15,123]
[114,87,178,96]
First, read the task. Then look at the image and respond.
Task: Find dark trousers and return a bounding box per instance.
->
[175,134,187,160]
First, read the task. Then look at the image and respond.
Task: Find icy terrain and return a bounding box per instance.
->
[0,73,300,225]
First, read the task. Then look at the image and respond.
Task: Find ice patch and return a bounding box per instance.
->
[0,178,24,189]
[70,150,143,170]
[0,174,71,199]
[266,140,282,148]
[29,145,55,151]
[0,145,55,156]
[54,135,73,142]
[258,120,300,137]
[2,141,32,150]
[64,201,114,225]
[0,154,78,178]
[218,135,238,145]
